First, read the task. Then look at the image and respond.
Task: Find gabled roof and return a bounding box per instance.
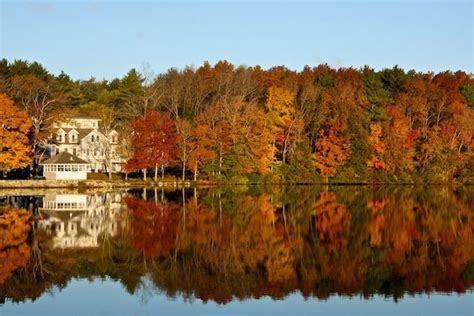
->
[54,128,95,144]
[41,152,89,165]
[77,128,95,140]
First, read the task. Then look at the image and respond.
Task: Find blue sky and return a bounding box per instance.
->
[1,0,472,80]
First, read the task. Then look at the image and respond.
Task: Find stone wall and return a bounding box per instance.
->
[0,180,130,189]
[0,180,192,189]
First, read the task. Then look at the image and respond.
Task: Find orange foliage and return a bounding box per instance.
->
[367,199,386,246]
[314,120,351,178]
[0,208,31,248]
[0,94,33,173]
[314,192,351,252]
[0,208,31,285]
[367,123,387,170]
[187,124,215,179]
[0,244,31,284]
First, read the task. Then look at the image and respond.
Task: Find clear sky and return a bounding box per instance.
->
[1,0,472,80]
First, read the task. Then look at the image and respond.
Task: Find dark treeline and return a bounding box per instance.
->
[1,59,473,183]
[1,186,473,304]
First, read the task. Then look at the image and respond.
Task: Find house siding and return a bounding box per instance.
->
[50,118,124,172]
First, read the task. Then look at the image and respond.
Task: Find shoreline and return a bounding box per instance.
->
[0,179,471,189]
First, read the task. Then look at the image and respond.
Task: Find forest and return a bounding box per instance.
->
[1,58,473,183]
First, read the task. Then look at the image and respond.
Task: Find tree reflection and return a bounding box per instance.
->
[0,186,473,304]
[0,208,31,285]
[125,197,180,260]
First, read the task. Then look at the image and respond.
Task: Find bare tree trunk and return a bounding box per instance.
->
[161,165,164,180]
[282,131,290,164]
[218,146,223,175]
[154,164,158,182]
[182,148,186,181]
[143,168,147,181]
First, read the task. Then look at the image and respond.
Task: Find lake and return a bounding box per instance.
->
[1,186,473,315]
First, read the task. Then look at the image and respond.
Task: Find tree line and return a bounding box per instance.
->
[0,58,473,183]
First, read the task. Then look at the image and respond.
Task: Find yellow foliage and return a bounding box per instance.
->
[265,86,296,131]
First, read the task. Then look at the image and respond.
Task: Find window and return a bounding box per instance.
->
[56,148,59,155]
[91,135,95,142]
[58,165,64,172]
[73,148,77,155]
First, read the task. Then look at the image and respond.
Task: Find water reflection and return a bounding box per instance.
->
[36,194,123,248]
[0,186,473,308]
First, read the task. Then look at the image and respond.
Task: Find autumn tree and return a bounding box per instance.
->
[187,123,215,180]
[367,123,387,171]
[313,120,351,181]
[6,73,62,173]
[126,111,178,181]
[265,86,298,164]
[0,94,33,174]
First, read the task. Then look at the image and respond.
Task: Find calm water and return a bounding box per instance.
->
[1,186,473,315]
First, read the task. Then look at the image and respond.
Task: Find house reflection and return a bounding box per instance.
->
[37,193,123,249]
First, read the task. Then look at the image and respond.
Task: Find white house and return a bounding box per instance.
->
[50,117,124,172]
[40,151,90,180]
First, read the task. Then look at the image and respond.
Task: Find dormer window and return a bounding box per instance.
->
[91,135,95,142]
[60,134,64,143]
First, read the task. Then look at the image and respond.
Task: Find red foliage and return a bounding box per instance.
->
[125,111,178,172]
[125,196,180,258]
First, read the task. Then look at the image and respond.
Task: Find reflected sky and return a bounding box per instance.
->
[2,278,473,316]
